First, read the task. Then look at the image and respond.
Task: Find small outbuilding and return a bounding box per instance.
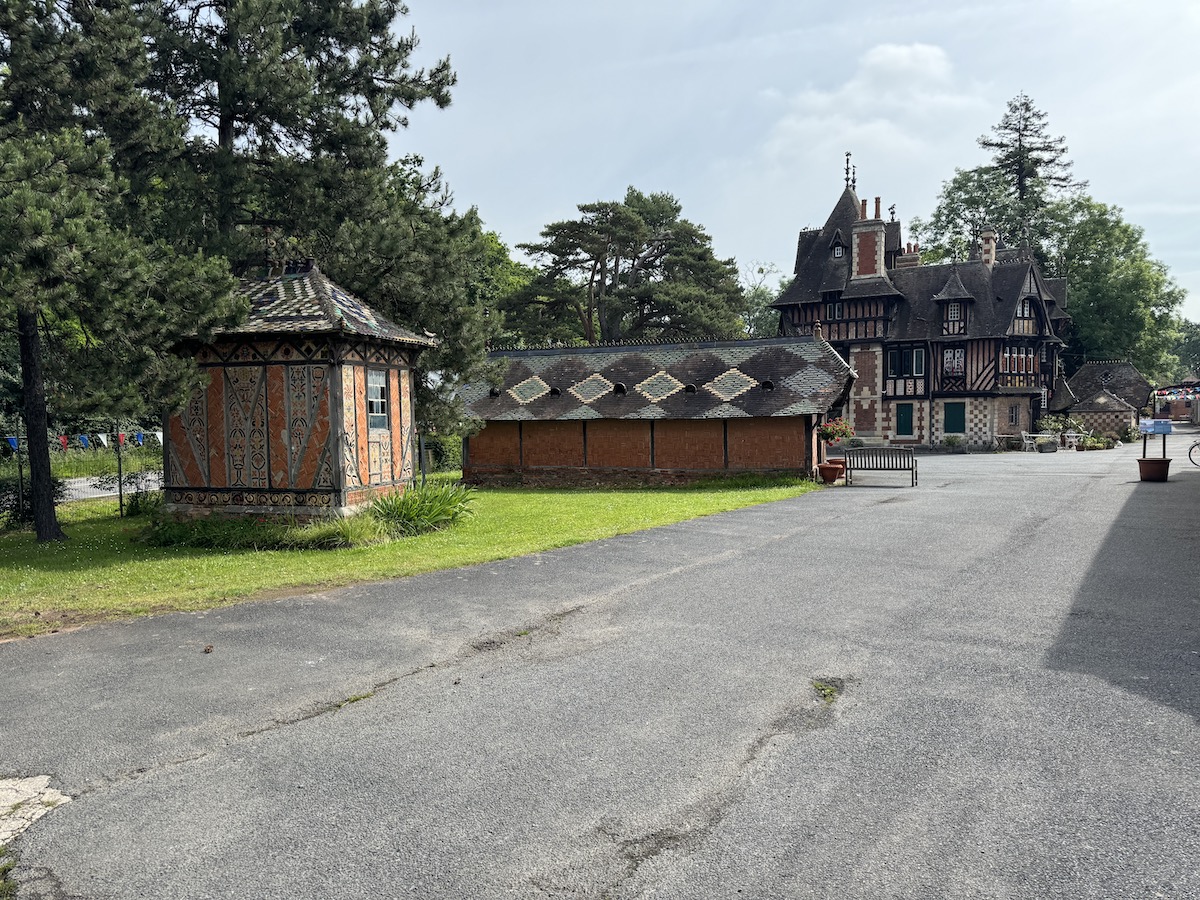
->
[458,336,854,485]
[164,260,436,518]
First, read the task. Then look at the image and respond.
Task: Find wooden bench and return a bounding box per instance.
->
[843,447,918,486]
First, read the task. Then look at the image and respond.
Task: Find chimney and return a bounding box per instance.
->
[979,226,997,269]
[860,200,868,220]
[851,205,887,278]
[874,197,881,219]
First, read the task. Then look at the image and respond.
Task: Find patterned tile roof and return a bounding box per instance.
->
[223,260,436,347]
[459,337,854,422]
[1065,360,1152,412]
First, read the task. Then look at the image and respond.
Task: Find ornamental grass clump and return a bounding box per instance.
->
[370,483,475,538]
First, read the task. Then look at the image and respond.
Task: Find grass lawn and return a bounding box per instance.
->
[0,477,819,639]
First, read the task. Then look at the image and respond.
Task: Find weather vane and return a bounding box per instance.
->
[845,151,852,188]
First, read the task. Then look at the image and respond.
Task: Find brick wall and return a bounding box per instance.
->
[587,420,652,467]
[654,420,724,469]
[523,421,584,467]
[727,417,809,469]
[467,421,521,467]
[465,416,815,483]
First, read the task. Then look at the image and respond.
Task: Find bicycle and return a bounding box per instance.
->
[1191,439,1200,467]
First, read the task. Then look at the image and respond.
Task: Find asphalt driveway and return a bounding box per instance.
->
[2,435,1198,898]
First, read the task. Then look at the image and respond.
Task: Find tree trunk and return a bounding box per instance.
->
[16,306,67,542]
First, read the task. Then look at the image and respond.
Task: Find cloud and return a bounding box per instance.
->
[761,43,986,168]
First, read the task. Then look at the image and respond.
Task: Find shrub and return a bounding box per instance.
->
[0,474,66,529]
[371,483,474,537]
[424,434,464,472]
[846,437,865,448]
[942,435,963,448]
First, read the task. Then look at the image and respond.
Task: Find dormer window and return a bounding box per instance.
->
[833,245,844,258]
[1017,298,1034,318]
[946,301,961,322]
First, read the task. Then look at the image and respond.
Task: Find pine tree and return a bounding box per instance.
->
[977,92,1081,243]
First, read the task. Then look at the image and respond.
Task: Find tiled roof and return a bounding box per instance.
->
[223,260,436,347]
[1071,387,1136,413]
[459,337,854,422]
[1065,360,1151,412]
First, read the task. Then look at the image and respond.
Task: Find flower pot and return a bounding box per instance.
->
[817,462,843,484]
[1137,457,1171,482]
[1036,441,1058,453]
[826,457,846,474]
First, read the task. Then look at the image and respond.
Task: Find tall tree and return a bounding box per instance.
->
[2,2,240,541]
[979,91,1079,235]
[134,0,455,257]
[517,187,744,344]
[0,128,237,541]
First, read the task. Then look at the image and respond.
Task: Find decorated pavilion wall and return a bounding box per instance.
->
[166,337,416,517]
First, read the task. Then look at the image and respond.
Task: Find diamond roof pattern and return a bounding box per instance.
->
[225,260,436,348]
[459,338,854,422]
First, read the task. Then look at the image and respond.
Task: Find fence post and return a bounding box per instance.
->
[15,425,25,521]
[115,423,124,518]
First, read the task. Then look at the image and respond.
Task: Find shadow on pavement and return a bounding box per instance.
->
[1044,453,1200,723]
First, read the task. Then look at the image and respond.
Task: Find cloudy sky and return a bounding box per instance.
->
[397,0,1200,321]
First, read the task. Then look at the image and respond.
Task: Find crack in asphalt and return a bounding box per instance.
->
[533,676,854,897]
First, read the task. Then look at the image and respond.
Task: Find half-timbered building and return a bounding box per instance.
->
[165,260,436,518]
[772,181,1070,447]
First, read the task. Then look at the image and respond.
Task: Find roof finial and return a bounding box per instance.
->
[844,151,852,188]
[851,166,857,191]
[888,204,896,222]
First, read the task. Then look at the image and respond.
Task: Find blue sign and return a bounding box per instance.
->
[4,436,16,452]
[79,434,90,449]
[1139,419,1173,435]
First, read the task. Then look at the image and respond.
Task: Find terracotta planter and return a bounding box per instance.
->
[817,462,843,484]
[1137,457,1171,482]
[826,457,846,475]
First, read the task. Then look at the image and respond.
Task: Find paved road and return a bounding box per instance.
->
[3,437,1198,898]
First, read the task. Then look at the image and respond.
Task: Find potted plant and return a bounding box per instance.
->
[815,418,854,481]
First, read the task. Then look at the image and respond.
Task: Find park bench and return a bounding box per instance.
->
[843,447,918,487]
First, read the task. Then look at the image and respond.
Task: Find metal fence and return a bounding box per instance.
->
[1,426,165,521]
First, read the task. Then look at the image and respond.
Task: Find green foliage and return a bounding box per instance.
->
[515,187,744,344]
[941,434,963,448]
[371,483,475,537]
[0,845,16,900]
[425,434,464,472]
[0,473,65,528]
[815,418,855,444]
[1035,414,1083,434]
[1170,319,1200,380]
[910,94,1186,384]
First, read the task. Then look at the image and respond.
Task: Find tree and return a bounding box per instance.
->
[1058,195,1183,381]
[134,0,455,257]
[517,187,744,344]
[0,128,237,541]
[315,160,502,432]
[978,91,1080,236]
[910,94,1186,382]
[1169,319,1200,381]
[739,263,790,339]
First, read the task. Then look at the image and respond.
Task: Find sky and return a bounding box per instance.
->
[395,0,1200,322]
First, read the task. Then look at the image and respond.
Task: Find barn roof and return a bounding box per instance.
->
[459,337,854,422]
[1065,360,1152,412]
[224,260,436,347]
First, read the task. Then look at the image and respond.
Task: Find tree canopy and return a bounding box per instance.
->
[1,0,492,537]
[909,93,1185,382]
[513,187,744,345]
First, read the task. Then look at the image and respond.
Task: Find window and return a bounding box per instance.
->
[1017,298,1034,318]
[825,301,843,320]
[943,348,965,376]
[1009,404,1020,426]
[833,245,844,258]
[944,402,966,434]
[888,347,925,378]
[367,369,389,430]
[946,301,961,322]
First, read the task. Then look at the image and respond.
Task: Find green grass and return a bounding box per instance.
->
[0,475,819,639]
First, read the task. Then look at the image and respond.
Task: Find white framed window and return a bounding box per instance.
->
[1017,298,1033,318]
[1009,404,1020,425]
[833,245,844,258]
[943,348,964,376]
[947,301,961,322]
[367,369,389,430]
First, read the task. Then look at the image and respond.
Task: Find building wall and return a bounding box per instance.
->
[166,337,416,518]
[464,417,814,484]
[1076,409,1136,439]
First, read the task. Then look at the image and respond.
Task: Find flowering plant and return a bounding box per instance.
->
[815,417,855,445]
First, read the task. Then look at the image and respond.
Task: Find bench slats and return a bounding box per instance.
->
[842,448,918,487]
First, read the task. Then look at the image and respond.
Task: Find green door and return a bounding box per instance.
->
[945,401,966,434]
[896,403,914,436]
